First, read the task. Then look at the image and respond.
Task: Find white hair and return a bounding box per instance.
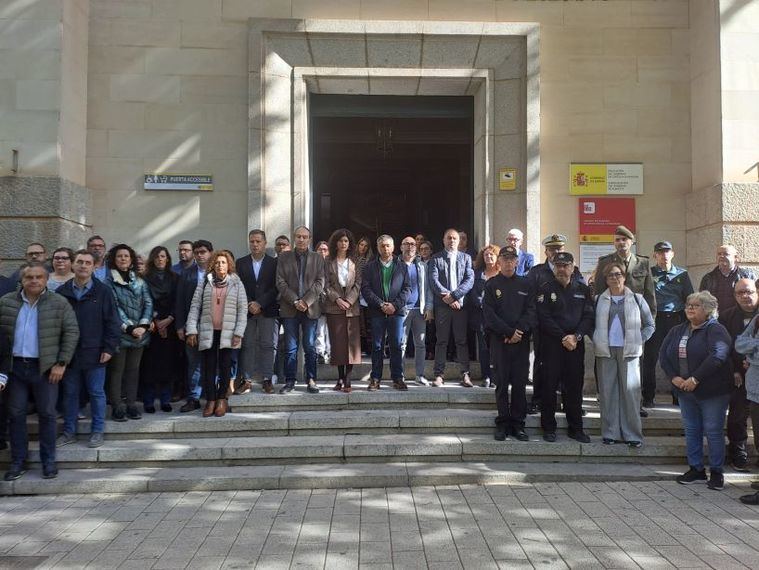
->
[507,228,524,239]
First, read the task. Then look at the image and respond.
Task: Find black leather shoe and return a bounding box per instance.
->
[639,407,649,418]
[393,379,409,391]
[279,380,295,394]
[568,431,591,444]
[732,455,750,472]
[511,428,529,442]
[494,427,507,441]
[306,381,320,394]
[144,405,156,414]
[42,465,58,479]
[4,464,26,481]
[160,403,173,413]
[740,492,759,505]
[126,405,142,420]
[543,432,556,443]
[180,399,200,413]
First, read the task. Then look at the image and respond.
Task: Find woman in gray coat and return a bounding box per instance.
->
[186,250,247,418]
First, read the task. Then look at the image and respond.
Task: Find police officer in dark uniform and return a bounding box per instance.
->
[536,252,595,443]
[483,246,536,441]
[525,235,585,415]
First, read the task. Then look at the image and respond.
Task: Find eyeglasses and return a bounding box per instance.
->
[401,242,416,246]
[53,256,70,261]
[685,303,703,309]
[736,290,757,296]
[606,272,624,278]
[27,251,45,256]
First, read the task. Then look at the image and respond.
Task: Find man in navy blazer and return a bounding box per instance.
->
[361,235,411,391]
[236,230,279,394]
[429,228,475,386]
[505,229,535,277]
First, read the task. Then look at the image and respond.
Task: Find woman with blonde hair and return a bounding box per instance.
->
[186,250,248,418]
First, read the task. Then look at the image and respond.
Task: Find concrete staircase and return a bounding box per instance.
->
[3,372,749,496]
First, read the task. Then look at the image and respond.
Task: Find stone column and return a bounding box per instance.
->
[0,0,90,268]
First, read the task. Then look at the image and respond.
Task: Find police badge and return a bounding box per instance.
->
[550,292,557,302]
[495,289,502,298]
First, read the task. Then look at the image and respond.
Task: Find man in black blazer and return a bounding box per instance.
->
[361,235,411,391]
[236,229,279,394]
[174,239,212,412]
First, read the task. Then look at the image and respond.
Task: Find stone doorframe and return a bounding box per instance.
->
[248,19,540,250]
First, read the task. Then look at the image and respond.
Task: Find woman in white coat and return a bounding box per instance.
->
[593,262,655,447]
[186,250,248,417]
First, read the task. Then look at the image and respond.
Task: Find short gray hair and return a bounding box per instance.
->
[376,234,394,245]
[507,228,524,239]
[19,261,49,278]
[686,291,719,320]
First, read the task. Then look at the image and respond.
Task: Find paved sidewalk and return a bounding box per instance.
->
[1,481,759,569]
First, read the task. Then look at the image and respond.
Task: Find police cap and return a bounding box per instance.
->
[553,252,574,265]
[499,245,519,258]
[654,241,673,251]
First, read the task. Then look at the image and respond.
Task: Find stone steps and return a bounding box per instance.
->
[10,434,692,469]
[0,461,753,496]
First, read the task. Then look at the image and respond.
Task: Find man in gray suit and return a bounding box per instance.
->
[429,228,475,387]
[275,226,325,394]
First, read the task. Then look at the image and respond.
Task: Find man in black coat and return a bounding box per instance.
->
[361,235,411,391]
[236,229,279,394]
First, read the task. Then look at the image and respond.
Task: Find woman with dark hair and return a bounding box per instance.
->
[467,245,501,388]
[105,243,153,421]
[355,236,375,355]
[323,229,362,391]
[48,247,75,291]
[660,290,733,490]
[186,250,247,418]
[141,246,179,413]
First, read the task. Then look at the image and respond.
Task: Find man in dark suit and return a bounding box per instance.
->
[275,226,325,394]
[174,239,213,412]
[361,235,411,391]
[429,228,475,387]
[236,229,279,395]
[505,228,535,277]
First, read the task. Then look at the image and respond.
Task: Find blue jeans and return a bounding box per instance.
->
[63,366,106,434]
[185,344,202,400]
[677,390,730,471]
[283,313,318,382]
[7,359,58,467]
[370,315,405,381]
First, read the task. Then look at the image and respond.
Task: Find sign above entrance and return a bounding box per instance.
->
[578,197,636,242]
[570,163,643,195]
[144,174,213,192]
[499,168,517,191]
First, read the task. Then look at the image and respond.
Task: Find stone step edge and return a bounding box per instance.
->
[1,462,754,496]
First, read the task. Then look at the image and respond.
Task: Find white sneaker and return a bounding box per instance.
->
[416,376,430,386]
[271,374,278,385]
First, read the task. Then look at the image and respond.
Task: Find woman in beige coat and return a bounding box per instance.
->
[324,229,362,392]
[186,250,247,417]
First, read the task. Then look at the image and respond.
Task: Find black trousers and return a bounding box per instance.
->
[727,381,750,454]
[530,331,543,404]
[540,338,585,433]
[641,311,684,402]
[490,338,529,429]
[201,330,233,401]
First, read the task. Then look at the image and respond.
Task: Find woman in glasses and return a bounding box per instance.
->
[660,290,733,490]
[47,247,75,291]
[593,262,654,448]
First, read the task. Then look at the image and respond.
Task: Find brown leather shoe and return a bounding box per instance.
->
[262,379,273,394]
[214,399,228,417]
[333,380,344,391]
[342,380,352,393]
[235,379,252,395]
[202,400,216,417]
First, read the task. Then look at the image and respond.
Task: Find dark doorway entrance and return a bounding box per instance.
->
[310,94,473,247]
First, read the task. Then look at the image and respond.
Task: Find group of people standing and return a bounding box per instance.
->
[1,225,758,501]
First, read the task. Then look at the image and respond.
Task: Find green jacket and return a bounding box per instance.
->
[593,252,657,318]
[0,289,80,375]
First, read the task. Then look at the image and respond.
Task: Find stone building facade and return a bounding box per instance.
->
[1,0,757,280]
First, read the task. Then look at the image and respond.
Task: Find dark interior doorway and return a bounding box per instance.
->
[310,94,473,248]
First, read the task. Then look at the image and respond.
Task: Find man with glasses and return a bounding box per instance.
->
[719,278,759,471]
[172,240,196,274]
[399,236,433,386]
[699,245,756,312]
[8,243,50,284]
[86,236,108,281]
[505,228,534,276]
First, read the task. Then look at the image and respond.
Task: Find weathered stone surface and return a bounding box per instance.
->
[147,465,284,492]
[344,434,461,458]
[289,410,399,431]
[221,435,345,460]
[398,409,493,429]
[172,412,290,433]
[460,435,583,458]
[280,463,409,489]
[95,439,225,462]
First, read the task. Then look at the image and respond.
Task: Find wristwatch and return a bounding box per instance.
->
[575,334,583,342]
[55,360,66,367]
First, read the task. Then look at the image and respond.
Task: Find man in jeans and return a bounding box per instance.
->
[56,250,121,448]
[175,240,213,411]
[399,236,433,385]
[0,262,79,481]
[276,226,325,394]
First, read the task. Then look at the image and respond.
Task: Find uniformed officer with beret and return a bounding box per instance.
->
[536,252,595,443]
[483,246,536,441]
[641,241,693,407]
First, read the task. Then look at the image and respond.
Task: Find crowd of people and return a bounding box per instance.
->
[1,225,758,504]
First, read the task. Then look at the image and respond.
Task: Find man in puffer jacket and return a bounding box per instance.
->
[0,262,79,481]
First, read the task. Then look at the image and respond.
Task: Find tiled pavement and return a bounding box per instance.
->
[1,481,759,569]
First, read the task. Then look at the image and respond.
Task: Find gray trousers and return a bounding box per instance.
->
[239,316,278,381]
[401,308,427,377]
[434,304,469,376]
[597,348,644,442]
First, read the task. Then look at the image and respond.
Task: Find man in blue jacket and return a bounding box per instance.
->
[361,235,411,391]
[56,250,121,448]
